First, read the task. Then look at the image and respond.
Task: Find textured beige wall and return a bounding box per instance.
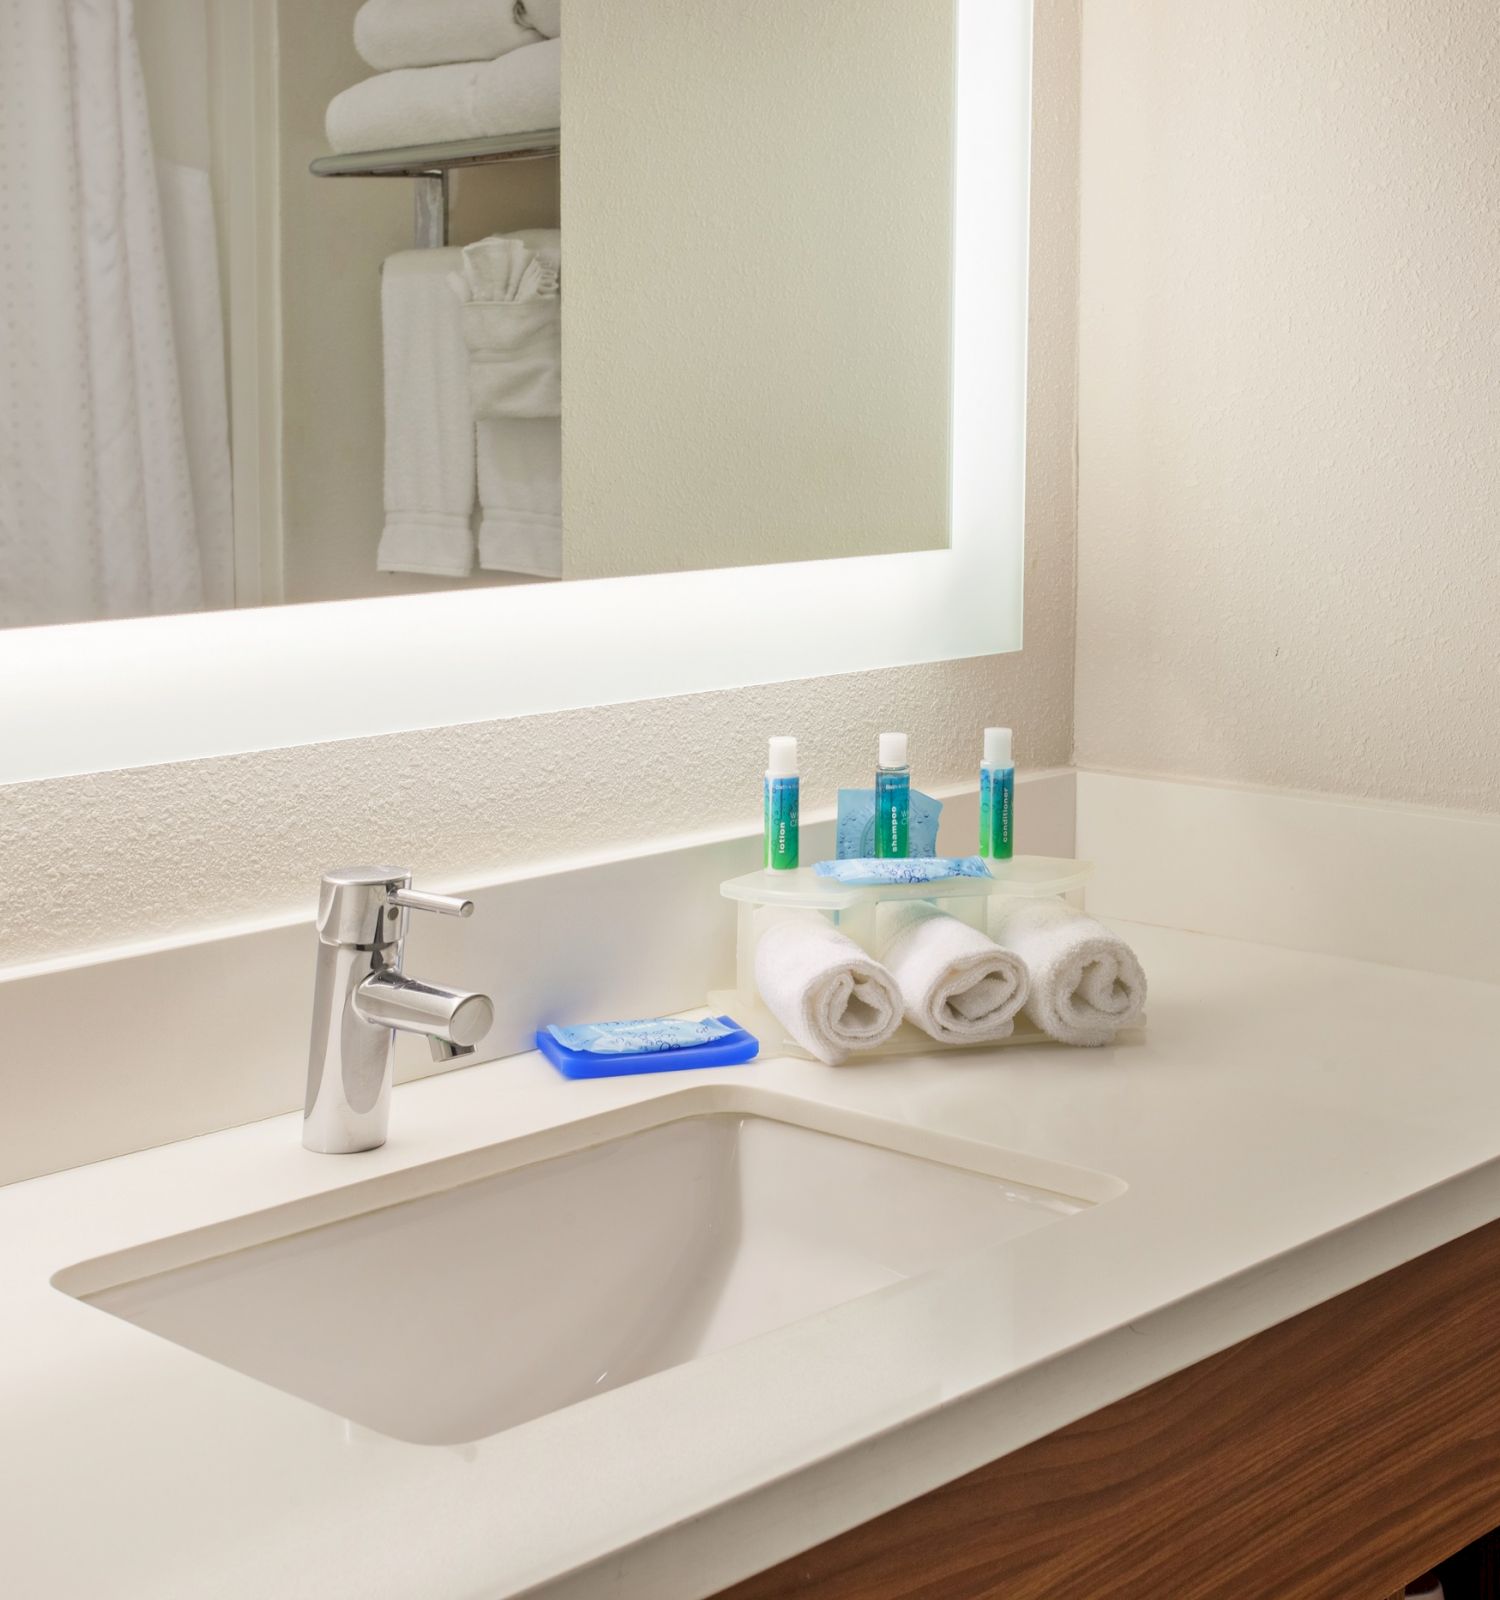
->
[0,0,1079,969]
[276,0,560,605]
[563,0,955,577]
[1074,0,1500,812]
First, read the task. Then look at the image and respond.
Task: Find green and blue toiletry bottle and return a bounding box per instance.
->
[980,726,1014,861]
[875,732,911,858]
[764,736,800,870]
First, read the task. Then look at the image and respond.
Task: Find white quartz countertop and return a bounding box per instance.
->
[4,919,1499,1600]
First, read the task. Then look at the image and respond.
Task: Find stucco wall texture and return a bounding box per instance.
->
[1073,0,1500,812]
[0,2,1082,969]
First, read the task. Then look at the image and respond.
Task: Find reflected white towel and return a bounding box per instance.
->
[354,0,543,71]
[516,0,561,38]
[378,250,475,577]
[478,416,560,577]
[326,38,561,153]
[754,913,903,1065]
[457,234,560,419]
[878,901,1029,1046]
[990,899,1147,1047]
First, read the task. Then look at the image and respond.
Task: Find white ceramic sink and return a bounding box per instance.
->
[55,1090,1122,1445]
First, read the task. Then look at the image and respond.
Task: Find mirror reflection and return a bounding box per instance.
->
[0,0,956,629]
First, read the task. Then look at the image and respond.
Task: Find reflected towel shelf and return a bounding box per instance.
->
[309,128,560,248]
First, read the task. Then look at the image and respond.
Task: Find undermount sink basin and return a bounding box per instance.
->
[55,1089,1123,1446]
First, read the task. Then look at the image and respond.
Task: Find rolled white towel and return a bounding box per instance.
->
[516,0,561,38]
[990,898,1147,1047]
[326,38,560,154]
[878,901,1029,1047]
[353,0,544,72]
[754,913,903,1065]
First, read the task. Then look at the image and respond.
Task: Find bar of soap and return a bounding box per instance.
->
[536,1017,759,1079]
[546,1016,736,1056]
[813,856,993,886]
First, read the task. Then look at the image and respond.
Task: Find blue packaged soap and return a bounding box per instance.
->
[814,855,993,886]
[536,1016,759,1079]
[548,1016,736,1055]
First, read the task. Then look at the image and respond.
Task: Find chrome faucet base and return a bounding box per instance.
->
[303,867,494,1154]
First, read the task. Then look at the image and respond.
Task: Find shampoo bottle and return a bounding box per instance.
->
[875,732,911,858]
[764,737,799,870]
[980,726,1014,861]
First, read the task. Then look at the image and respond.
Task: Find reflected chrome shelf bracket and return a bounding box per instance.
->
[309,129,561,249]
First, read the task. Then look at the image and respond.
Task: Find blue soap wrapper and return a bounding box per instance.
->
[537,1017,759,1079]
[546,1016,736,1057]
[813,855,994,886]
[836,787,942,859]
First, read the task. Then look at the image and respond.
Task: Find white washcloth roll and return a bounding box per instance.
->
[516,0,561,38]
[878,901,1029,1047]
[477,415,560,577]
[377,249,475,577]
[990,898,1147,1047]
[456,235,560,419]
[754,913,903,1066]
[354,0,544,72]
[325,38,561,154]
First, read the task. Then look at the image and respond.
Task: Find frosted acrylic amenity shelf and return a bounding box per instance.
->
[720,855,1094,914]
[712,856,1106,1063]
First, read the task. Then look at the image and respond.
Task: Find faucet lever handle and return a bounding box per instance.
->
[390,887,475,918]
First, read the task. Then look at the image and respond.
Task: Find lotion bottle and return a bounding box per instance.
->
[764,737,800,870]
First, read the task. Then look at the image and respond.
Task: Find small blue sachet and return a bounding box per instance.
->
[835,788,943,858]
[546,1016,737,1057]
[813,855,994,886]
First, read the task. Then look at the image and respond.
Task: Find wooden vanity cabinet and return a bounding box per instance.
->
[714,1218,1500,1600]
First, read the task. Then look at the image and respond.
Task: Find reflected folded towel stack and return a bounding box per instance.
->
[458,231,562,578]
[754,914,903,1065]
[353,0,545,72]
[990,899,1147,1047]
[326,38,560,153]
[877,901,1030,1047]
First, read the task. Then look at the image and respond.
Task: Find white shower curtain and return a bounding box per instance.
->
[0,0,227,627]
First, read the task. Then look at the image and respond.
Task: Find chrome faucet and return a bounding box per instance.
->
[303,867,495,1154]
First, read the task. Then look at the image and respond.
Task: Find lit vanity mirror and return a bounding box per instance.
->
[1,0,954,628]
[0,1,1025,781]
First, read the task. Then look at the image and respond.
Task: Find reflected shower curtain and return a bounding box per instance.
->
[0,0,228,627]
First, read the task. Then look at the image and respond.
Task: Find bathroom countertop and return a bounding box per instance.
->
[3,920,1499,1600]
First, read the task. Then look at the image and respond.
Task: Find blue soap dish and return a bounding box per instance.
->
[535,1016,759,1080]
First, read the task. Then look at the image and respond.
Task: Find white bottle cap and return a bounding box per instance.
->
[984,726,1013,767]
[767,736,798,777]
[879,731,908,769]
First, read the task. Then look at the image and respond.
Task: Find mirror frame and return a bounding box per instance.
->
[0,0,1030,785]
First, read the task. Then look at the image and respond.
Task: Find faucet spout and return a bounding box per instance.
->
[354,970,495,1050]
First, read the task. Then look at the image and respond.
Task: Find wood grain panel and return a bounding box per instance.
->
[715,1219,1500,1600]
